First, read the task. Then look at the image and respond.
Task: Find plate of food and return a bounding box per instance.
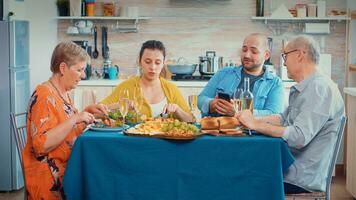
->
[89,118,130,132]
[200,116,246,137]
[124,118,201,140]
[89,124,130,132]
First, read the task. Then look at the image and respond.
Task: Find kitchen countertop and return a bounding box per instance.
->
[344,87,356,96]
[78,79,209,87]
[78,79,296,88]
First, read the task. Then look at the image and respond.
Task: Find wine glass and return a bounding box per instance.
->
[188,95,198,123]
[119,89,129,127]
[120,88,129,100]
[188,95,198,112]
[233,88,243,115]
[118,98,128,128]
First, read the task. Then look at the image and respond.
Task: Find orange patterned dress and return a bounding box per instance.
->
[23,83,85,200]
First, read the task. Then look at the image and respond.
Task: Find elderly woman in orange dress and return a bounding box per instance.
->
[22,41,108,199]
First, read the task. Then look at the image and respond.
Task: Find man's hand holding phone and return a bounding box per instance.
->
[209,92,235,116]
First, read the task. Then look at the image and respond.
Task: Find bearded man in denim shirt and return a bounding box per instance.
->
[198,33,284,117]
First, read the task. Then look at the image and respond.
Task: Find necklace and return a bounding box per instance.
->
[48,79,72,107]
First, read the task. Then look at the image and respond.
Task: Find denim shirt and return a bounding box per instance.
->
[198,66,284,116]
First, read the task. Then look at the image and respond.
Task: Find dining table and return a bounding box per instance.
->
[63,129,294,200]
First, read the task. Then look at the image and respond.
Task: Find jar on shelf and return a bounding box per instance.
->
[86,2,95,16]
[307,4,317,17]
[296,4,307,18]
[103,3,115,16]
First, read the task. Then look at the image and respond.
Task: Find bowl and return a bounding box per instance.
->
[167,64,197,75]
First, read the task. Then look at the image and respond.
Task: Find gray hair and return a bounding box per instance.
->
[288,35,320,65]
[50,41,90,73]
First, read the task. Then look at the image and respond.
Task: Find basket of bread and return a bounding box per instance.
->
[200,117,245,136]
[124,118,200,140]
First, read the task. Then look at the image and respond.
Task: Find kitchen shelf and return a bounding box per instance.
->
[251,16,350,36]
[350,64,356,72]
[57,16,149,33]
[251,16,350,24]
[56,16,150,20]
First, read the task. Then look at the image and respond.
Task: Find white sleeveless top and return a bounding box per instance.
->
[150,97,167,117]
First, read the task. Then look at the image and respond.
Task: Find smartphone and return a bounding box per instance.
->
[217,92,231,101]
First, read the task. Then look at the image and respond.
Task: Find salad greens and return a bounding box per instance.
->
[108,110,139,124]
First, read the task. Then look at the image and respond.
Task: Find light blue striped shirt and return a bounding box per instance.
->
[281,71,345,192]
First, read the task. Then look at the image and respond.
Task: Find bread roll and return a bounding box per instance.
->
[218,117,240,129]
[201,117,219,130]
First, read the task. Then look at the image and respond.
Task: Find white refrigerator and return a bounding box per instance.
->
[0,20,30,191]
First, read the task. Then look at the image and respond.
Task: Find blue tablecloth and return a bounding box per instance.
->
[63,131,294,200]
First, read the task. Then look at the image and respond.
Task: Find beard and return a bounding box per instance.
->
[241,57,263,72]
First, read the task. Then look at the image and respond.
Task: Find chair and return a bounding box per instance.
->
[10,112,27,165]
[10,112,28,199]
[286,116,347,200]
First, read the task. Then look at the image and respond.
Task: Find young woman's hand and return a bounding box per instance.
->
[84,103,109,118]
[163,103,194,122]
[163,103,180,114]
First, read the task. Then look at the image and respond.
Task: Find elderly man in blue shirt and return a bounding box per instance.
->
[198,33,284,117]
[237,35,345,194]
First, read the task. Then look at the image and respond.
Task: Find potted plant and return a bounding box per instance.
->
[56,0,69,16]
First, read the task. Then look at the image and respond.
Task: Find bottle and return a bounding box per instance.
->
[317,0,326,17]
[256,0,264,17]
[242,77,254,113]
[103,59,112,79]
[229,59,234,66]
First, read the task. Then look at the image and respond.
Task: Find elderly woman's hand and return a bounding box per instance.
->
[75,111,95,124]
[236,110,257,130]
[84,103,109,118]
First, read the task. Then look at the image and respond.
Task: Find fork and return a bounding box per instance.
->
[93,119,107,127]
[159,112,169,119]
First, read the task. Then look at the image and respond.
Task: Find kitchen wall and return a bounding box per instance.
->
[58,0,348,90]
[27,0,57,91]
[4,0,57,91]
[348,0,356,86]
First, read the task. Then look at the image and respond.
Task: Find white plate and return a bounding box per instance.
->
[88,124,130,132]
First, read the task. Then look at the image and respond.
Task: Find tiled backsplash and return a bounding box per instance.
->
[57,0,348,89]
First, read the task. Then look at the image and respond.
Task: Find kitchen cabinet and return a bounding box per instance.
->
[348,14,356,86]
[72,86,114,111]
[345,88,356,198]
[72,80,207,115]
